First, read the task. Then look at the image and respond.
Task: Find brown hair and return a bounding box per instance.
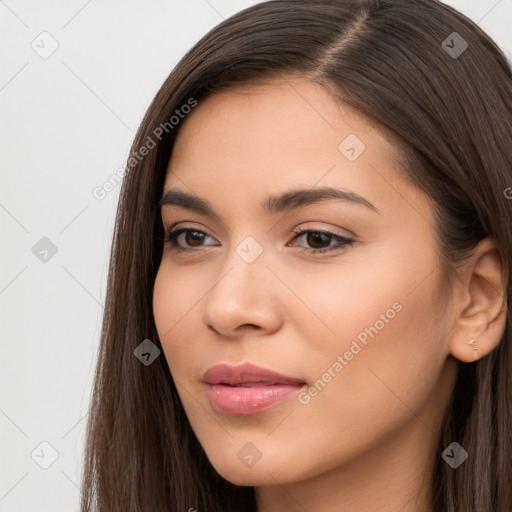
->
[80,1,512,510]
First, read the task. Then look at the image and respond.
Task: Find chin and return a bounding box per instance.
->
[209,454,307,487]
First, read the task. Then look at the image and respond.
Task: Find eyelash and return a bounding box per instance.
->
[161,226,355,254]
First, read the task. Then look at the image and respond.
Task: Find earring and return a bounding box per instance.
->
[466,338,478,359]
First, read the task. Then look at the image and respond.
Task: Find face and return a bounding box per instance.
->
[152,77,456,487]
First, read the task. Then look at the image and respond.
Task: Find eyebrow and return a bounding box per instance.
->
[158,186,379,216]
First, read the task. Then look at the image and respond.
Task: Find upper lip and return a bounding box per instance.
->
[202,362,306,386]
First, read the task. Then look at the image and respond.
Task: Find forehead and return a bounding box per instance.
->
[161,77,432,226]
[167,78,392,179]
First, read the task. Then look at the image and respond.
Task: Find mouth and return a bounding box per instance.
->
[202,362,307,415]
[219,382,288,387]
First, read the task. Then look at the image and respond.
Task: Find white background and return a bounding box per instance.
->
[1,1,511,510]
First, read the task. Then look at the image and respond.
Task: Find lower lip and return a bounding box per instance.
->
[206,383,306,415]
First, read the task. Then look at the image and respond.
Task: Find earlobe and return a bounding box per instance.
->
[464,338,479,360]
[448,237,508,363]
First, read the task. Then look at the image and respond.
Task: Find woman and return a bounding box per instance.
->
[80,1,512,510]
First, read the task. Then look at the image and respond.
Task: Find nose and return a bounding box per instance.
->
[201,245,283,339]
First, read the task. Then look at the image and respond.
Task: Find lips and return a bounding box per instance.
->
[202,362,305,386]
[202,362,307,415]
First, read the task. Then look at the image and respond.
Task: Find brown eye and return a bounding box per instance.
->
[163,228,218,252]
[289,229,355,254]
[304,232,331,249]
[183,231,206,247]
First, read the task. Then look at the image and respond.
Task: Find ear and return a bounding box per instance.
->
[449,237,508,363]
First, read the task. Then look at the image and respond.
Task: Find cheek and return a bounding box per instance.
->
[281,255,405,365]
[152,265,200,375]
[288,242,447,416]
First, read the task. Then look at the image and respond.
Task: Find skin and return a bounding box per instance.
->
[152,76,507,512]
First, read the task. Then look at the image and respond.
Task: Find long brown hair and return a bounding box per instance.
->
[80,1,512,510]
